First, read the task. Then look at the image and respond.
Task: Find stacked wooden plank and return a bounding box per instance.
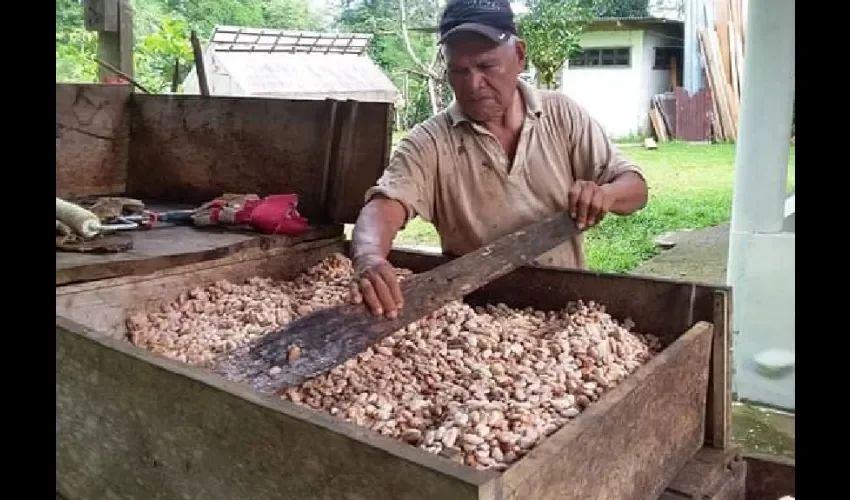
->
[698,0,748,142]
[649,94,675,142]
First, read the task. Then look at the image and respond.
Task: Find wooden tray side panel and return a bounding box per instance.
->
[660,447,747,500]
[502,322,715,500]
[386,249,723,345]
[57,83,131,198]
[56,322,495,500]
[56,239,343,340]
[743,454,794,500]
[126,95,392,224]
[325,101,394,225]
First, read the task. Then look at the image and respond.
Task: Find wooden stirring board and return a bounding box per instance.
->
[220,210,581,393]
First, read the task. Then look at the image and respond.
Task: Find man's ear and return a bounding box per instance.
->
[514,38,527,68]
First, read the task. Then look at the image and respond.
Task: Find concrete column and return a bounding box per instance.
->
[683,0,704,93]
[728,0,795,234]
[727,0,796,411]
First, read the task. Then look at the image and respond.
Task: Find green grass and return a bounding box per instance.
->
[387,140,796,273]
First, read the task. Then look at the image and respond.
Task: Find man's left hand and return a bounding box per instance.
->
[568,180,614,230]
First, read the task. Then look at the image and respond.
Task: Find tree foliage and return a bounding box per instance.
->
[519,0,595,88]
[56,0,327,90]
[135,16,195,92]
[57,0,655,127]
[334,0,443,127]
[56,0,98,81]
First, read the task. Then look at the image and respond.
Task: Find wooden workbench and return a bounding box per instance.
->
[56,224,343,286]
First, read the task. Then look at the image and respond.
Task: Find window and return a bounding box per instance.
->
[654,46,684,70]
[569,47,631,68]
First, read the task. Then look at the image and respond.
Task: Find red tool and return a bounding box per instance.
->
[192,194,310,236]
[248,194,310,235]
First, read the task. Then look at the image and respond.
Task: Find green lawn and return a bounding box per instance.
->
[385,140,796,273]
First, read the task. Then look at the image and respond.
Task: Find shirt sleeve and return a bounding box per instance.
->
[563,98,647,185]
[363,124,437,224]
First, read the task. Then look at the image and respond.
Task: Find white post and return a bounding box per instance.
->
[683,0,703,94]
[728,0,795,234]
[727,0,796,410]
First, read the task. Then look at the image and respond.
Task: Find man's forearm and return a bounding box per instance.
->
[602,171,648,215]
[351,196,408,261]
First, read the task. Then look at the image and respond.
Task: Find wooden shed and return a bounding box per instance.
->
[181,25,402,106]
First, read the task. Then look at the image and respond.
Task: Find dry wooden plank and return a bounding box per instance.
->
[655,96,674,136]
[728,25,741,102]
[501,321,714,500]
[704,31,733,140]
[190,30,209,96]
[732,0,746,48]
[56,237,344,340]
[56,316,500,500]
[701,30,728,139]
[650,107,668,142]
[707,30,738,140]
[715,0,732,87]
[732,25,745,95]
[706,290,732,449]
[696,31,724,140]
[55,224,342,285]
[698,29,735,140]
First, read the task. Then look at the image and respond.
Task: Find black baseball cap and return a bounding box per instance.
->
[438,0,517,44]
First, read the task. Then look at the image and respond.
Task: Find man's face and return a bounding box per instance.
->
[444,34,526,123]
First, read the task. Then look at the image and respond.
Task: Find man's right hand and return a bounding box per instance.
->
[350,254,404,319]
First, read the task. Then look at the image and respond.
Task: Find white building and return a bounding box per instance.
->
[182,25,402,106]
[560,17,684,140]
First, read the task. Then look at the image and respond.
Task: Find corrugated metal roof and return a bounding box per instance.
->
[210,25,373,56]
[213,51,400,104]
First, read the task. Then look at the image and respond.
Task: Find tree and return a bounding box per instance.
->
[335,0,442,128]
[134,15,195,92]
[56,0,98,81]
[56,0,327,90]
[519,0,595,89]
[263,0,325,30]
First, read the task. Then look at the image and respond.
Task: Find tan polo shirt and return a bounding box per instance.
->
[364,81,646,269]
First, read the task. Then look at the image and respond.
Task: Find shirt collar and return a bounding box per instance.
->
[447,80,544,127]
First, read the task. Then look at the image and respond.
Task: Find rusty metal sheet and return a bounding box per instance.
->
[674,87,713,141]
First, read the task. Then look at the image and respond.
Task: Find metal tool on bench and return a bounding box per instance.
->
[99,209,195,232]
[216,210,582,393]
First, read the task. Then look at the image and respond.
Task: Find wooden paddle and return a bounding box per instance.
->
[215,211,580,393]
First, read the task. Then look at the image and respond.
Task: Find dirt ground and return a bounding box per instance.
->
[631,223,795,459]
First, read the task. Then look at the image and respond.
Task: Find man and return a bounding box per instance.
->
[349,0,649,319]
